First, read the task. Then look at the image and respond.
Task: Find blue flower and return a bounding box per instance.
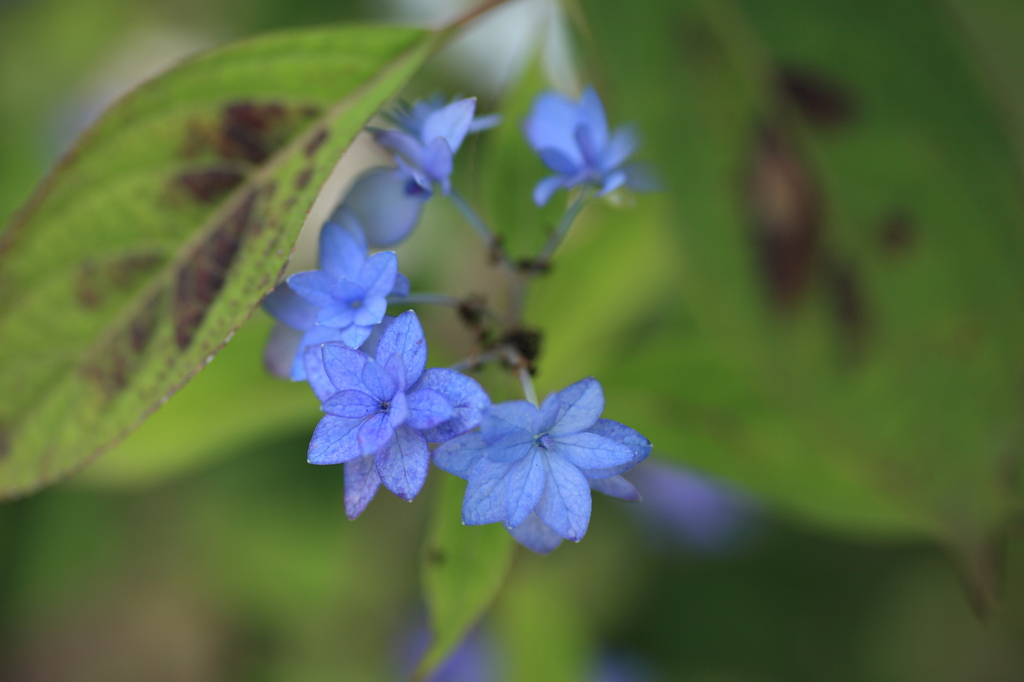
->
[304,310,490,518]
[262,211,409,381]
[433,378,650,547]
[523,86,644,206]
[334,96,498,247]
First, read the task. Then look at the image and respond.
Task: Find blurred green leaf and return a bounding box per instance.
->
[0,24,436,499]
[570,0,1024,578]
[417,473,515,679]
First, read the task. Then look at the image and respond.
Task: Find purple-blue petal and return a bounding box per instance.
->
[480,401,536,442]
[588,474,641,501]
[414,368,490,442]
[523,91,585,166]
[358,251,398,299]
[264,322,303,380]
[421,97,476,153]
[354,296,387,327]
[384,353,407,392]
[357,411,396,456]
[321,343,369,393]
[548,377,604,436]
[322,389,379,419]
[308,415,365,465]
[374,309,427,388]
[552,431,635,470]
[293,326,349,381]
[361,360,396,402]
[597,170,628,196]
[532,175,565,207]
[318,215,367,280]
[468,112,501,133]
[262,283,317,331]
[339,168,429,247]
[316,302,356,329]
[432,431,488,479]
[579,86,609,150]
[375,425,430,501]
[599,125,638,173]
[462,458,512,526]
[339,323,372,349]
[575,124,600,168]
[539,147,579,176]
[420,137,454,186]
[405,387,453,431]
[580,418,652,478]
[303,345,337,401]
[390,273,410,298]
[374,129,427,169]
[505,513,563,555]
[344,455,381,519]
[535,454,591,542]
[287,270,337,308]
[389,388,409,427]
[504,450,546,528]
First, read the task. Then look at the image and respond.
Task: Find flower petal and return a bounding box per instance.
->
[292,326,348,381]
[303,345,337,401]
[353,295,387,327]
[358,251,399,300]
[588,474,640,502]
[374,309,427,387]
[414,368,490,442]
[538,147,579,176]
[505,450,546,528]
[575,123,600,168]
[579,86,609,150]
[421,97,476,153]
[463,458,512,525]
[535,454,592,542]
[339,168,429,247]
[532,175,565,207]
[287,270,337,308]
[389,388,409,427]
[420,137,454,188]
[390,273,410,298]
[316,301,356,329]
[480,401,536,442]
[339,323,372,349]
[361,359,396,402]
[552,431,635,470]
[599,125,638,173]
[405,387,453,430]
[548,377,604,436]
[468,112,501,133]
[523,91,584,166]
[358,411,395,456]
[344,455,381,519]
[597,170,627,196]
[433,431,488,479]
[264,322,303,380]
[322,389,380,419]
[262,283,317,331]
[579,418,652,478]
[374,129,427,168]
[308,415,365,465]
[505,513,563,555]
[321,343,369,392]
[318,214,367,280]
[375,425,430,500]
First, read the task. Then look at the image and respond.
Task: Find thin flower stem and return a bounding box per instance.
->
[447,190,514,270]
[386,293,460,307]
[518,367,538,407]
[536,188,592,264]
[449,348,505,372]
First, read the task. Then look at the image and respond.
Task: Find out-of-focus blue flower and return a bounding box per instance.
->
[262,211,409,381]
[434,378,650,547]
[335,96,499,247]
[304,310,489,518]
[524,86,646,206]
[399,622,500,682]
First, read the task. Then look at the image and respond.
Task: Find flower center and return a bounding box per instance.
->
[349,298,363,310]
[379,401,390,412]
[533,434,554,451]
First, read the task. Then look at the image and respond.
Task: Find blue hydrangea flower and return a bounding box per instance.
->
[304,310,490,518]
[523,86,645,206]
[334,96,498,247]
[262,211,409,381]
[433,378,650,547]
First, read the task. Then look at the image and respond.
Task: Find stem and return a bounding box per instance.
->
[386,293,460,307]
[518,367,538,407]
[536,188,592,264]
[449,349,504,372]
[447,190,512,269]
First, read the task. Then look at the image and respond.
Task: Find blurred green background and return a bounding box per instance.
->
[2,0,1024,679]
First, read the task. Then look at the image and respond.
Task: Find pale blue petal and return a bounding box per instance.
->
[414,368,490,442]
[505,513,563,554]
[287,270,337,308]
[322,343,369,392]
[552,431,635,469]
[580,418,652,478]
[597,170,627,196]
[264,322,303,379]
[421,97,476,153]
[344,455,381,519]
[504,451,545,528]
[358,251,399,299]
[339,324,372,349]
[599,125,638,172]
[302,345,336,401]
[575,124,600,168]
[358,316,393,358]
[361,359,396,401]
[318,216,367,280]
[262,283,317,331]
[480,401,536,442]
[433,431,488,478]
[384,353,407,392]
[374,129,427,168]
[588,474,640,501]
[322,389,379,419]
[316,302,356,329]
[308,415,365,465]
[390,388,409,427]
[549,377,604,436]
[523,91,584,166]
[340,168,429,247]
[468,112,501,132]
[535,454,592,541]
[292,326,348,381]
[390,273,410,297]
[539,147,579,176]
[486,433,534,464]
[532,175,565,207]
[420,137,454,186]
[533,392,562,433]
[374,309,427,387]
[463,458,512,525]
[354,296,387,327]
[358,411,395,456]
[405,387,453,430]
[579,86,609,150]
[375,425,430,500]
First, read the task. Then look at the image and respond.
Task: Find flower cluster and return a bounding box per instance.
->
[262,87,651,552]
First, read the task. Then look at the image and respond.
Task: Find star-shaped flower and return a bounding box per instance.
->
[335,96,498,246]
[433,378,650,545]
[524,86,647,207]
[261,211,409,381]
[304,310,490,518]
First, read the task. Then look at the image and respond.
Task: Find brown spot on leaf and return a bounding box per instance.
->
[173,191,257,349]
[294,167,313,191]
[176,167,245,204]
[746,125,822,306]
[425,547,446,565]
[81,290,164,397]
[77,252,165,308]
[181,102,321,165]
[879,210,916,254]
[778,66,856,128]
[77,262,103,308]
[305,129,329,157]
[825,258,868,349]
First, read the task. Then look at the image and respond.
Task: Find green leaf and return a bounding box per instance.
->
[417,473,516,679]
[0,24,436,499]
[570,0,1024,567]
